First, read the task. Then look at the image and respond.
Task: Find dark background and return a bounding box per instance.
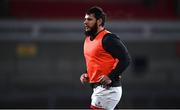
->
[0,0,180,109]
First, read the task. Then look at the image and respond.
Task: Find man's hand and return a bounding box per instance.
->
[98,75,112,85]
[80,73,89,84]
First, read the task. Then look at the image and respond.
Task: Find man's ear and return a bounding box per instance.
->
[97,18,103,26]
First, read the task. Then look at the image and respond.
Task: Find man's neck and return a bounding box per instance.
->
[97,26,105,34]
[89,26,105,41]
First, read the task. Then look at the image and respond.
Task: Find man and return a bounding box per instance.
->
[80,6,131,110]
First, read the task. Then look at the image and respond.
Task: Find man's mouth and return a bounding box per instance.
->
[85,26,90,30]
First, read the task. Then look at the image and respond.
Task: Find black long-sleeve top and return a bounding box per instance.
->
[102,33,131,82]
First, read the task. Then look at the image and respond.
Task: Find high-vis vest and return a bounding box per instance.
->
[84,30,119,83]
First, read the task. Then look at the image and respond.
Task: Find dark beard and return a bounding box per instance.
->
[84,23,98,39]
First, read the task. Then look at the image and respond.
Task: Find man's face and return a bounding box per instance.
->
[84,14,98,36]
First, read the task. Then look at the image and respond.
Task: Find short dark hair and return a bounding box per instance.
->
[86,6,106,26]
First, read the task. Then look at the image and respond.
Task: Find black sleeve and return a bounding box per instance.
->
[102,33,131,81]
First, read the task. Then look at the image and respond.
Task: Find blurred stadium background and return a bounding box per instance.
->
[0,0,180,109]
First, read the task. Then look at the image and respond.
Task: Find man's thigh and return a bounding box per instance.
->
[91,86,122,110]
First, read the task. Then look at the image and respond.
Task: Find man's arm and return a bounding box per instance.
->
[102,33,131,81]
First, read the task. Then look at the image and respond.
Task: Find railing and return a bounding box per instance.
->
[0,20,180,42]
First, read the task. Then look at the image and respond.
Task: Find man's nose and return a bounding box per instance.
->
[84,20,87,24]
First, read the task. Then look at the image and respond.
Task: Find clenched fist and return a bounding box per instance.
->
[80,73,89,84]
